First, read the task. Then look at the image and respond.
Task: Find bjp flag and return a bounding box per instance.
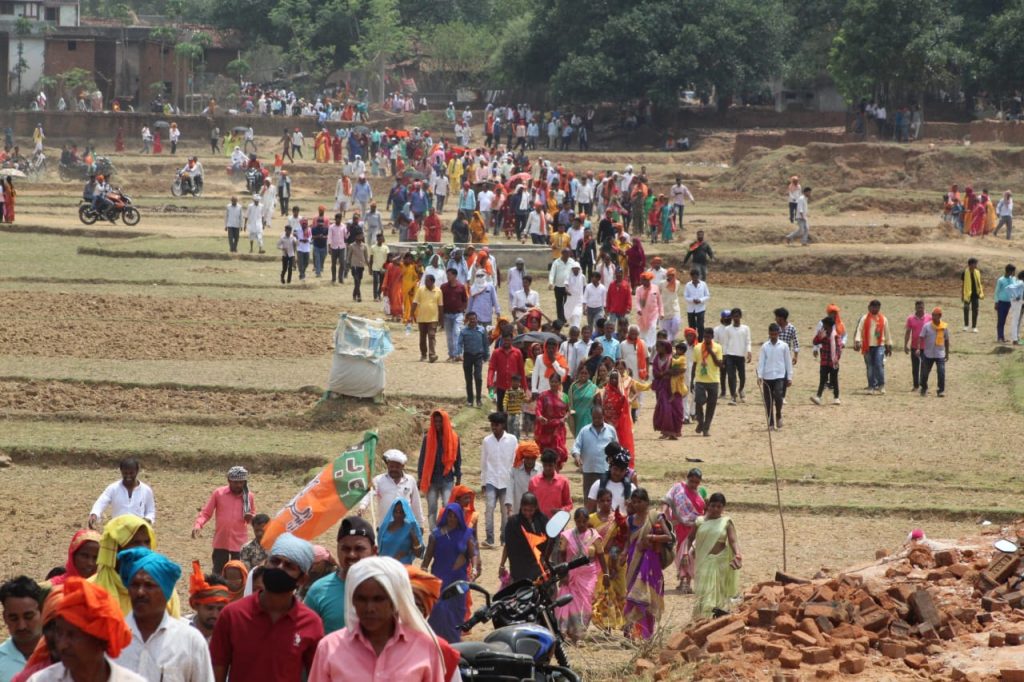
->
[261,431,376,549]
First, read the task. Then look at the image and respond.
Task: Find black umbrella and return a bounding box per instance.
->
[152,120,170,129]
[513,331,561,347]
[232,125,248,134]
[402,168,425,180]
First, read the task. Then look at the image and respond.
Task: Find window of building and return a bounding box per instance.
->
[44,6,55,19]
[23,1,38,17]
[67,40,76,51]
[0,3,15,15]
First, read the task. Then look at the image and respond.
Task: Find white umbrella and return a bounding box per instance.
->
[0,168,27,177]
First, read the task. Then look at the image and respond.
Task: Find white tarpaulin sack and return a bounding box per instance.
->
[326,314,394,398]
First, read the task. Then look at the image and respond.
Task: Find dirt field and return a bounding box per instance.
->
[2,133,1024,680]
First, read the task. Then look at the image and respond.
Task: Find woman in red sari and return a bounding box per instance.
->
[535,374,569,469]
[332,133,343,163]
[601,371,635,467]
[423,207,443,242]
[3,178,15,222]
[626,237,646,289]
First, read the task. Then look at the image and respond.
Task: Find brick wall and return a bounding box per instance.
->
[43,37,96,78]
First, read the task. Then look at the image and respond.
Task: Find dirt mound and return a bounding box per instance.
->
[715,143,1024,197]
[649,527,1024,681]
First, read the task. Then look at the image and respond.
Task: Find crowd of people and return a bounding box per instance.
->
[942,184,1014,239]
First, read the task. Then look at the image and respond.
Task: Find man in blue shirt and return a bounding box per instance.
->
[0,576,43,682]
[303,517,376,635]
[995,263,1017,342]
[598,319,621,361]
[571,405,618,501]
[458,311,490,407]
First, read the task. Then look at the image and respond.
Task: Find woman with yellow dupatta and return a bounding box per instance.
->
[687,492,743,619]
[469,210,488,244]
[622,488,674,640]
[399,251,423,324]
[589,487,627,631]
[90,514,181,616]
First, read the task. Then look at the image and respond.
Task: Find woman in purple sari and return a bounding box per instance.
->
[651,339,685,439]
[622,488,674,640]
[422,502,477,643]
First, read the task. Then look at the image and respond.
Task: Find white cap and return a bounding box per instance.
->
[382,449,407,465]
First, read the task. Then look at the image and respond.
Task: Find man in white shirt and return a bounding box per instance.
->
[548,249,577,323]
[511,274,540,316]
[560,326,589,378]
[355,449,424,528]
[647,257,668,287]
[718,307,752,405]
[785,187,812,246]
[224,196,243,253]
[243,193,264,254]
[756,323,793,431]
[478,187,496,235]
[507,258,526,309]
[576,172,595,216]
[995,190,1013,240]
[563,262,586,327]
[582,272,607,329]
[659,268,683,341]
[526,202,547,244]
[506,443,540,517]
[585,447,632,515]
[117,548,214,682]
[683,269,710,331]
[670,176,696,232]
[481,413,518,548]
[89,457,156,529]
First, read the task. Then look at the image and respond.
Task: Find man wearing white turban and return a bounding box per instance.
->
[355,450,424,527]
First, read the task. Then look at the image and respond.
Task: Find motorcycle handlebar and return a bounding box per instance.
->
[458,607,490,632]
[567,556,591,570]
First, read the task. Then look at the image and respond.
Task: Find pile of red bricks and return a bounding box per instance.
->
[636,542,1024,680]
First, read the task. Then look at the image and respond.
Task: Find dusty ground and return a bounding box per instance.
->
[2,136,1024,680]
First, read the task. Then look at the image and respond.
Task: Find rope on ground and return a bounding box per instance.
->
[761,383,788,572]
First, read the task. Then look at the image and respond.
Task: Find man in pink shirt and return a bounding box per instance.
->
[193,466,257,573]
[903,300,932,391]
[527,449,572,518]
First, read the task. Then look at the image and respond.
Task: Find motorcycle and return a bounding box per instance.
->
[245,166,267,194]
[440,510,586,682]
[79,187,140,226]
[171,170,203,197]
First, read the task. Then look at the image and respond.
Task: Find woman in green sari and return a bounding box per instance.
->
[686,492,743,619]
[567,365,598,436]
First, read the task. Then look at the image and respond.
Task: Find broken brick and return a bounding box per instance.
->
[856,608,891,632]
[1002,671,1024,682]
[658,649,681,665]
[634,659,656,674]
[934,549,957,567]
[990,632,1006,647]
[779,650,803,669]
[666,632,691,651]
[758,605,780,627]
[904,653,928,669]
[705,618,745,645]
[949,563,971,578]
[681,645,702,662]
[908,590,942,628]
[802,646,833,664]
[815,616,834,634]
[764,642,786,660]
[774,614,798,634]
[839,657,866,674]
[791,630,818,647]
[880,641,907,658]
[707,638,735,653]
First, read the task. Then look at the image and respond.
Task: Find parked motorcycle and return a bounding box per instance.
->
[440,510,585,682]
[79,187,140,226]
[171,170,203,197]
[59,156,114,182]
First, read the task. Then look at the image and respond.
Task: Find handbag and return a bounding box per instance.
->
[652,514,675,570]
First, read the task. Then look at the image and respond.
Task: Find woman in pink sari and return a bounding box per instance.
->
[554,508,600,641]
[660,468,706,593]
[535,374,568,469]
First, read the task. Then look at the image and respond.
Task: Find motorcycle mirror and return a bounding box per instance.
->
[545,510,571,539]
[995,539,1019,554]
[441,580,470,600]
[553,594,573,608]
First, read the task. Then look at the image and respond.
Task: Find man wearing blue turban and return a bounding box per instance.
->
[116,547,215,682]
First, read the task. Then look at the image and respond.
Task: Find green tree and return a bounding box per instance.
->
[424,21,490,92]
[269,0,337,84]
[150,27,178,88]
[828,0,965,104]
[226,58,251,82]
[13,17,31,96]
[347,0,412,102]
[972,0,1024,107]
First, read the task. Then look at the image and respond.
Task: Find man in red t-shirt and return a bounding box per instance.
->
[488,332,528,411]
[441,268,469,362]
[605,267,632,326]
[903,299,932,391]
[210,533,323,682]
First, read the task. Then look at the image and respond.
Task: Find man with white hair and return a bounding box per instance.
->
[244,194,265,254]
[355,449,424,528]
[210,533,323,682]
[352,174,373,216]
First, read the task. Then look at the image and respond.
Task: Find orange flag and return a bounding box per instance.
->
[261,432,376,549]
[524,529,549,580]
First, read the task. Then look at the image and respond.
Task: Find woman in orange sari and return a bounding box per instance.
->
[400,252,423,323]
[3,177,15,222]
[382,255,405,321]
[535,374,569,469]
[314,129,330,163]
[601,371,635,467]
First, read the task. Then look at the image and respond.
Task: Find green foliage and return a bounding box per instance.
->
[269,0,342,84]
[226,58,251,81]
[423,21,490,90]
[347,0,412,99]
[14,17,32,37]
[828,0,965,103]
[973,0,1024,99]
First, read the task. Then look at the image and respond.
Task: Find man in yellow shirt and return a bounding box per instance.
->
[693,326,724,437]
[549,224,571,261]
[412,273,443,362]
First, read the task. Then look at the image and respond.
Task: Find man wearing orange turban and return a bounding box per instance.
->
[188,561,230,642]
[37,577,142,682]
[508,441,541,516]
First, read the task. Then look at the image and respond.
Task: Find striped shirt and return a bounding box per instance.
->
[777,323,799,354]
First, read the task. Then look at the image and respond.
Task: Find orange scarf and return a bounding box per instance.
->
[625,339,648,379]
[543,350,569,379]
[444,484,477,528]
[420,410,460,493]
[860,313,886,354]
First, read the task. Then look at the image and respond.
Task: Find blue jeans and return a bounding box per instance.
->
[864,345,886,389]
[996,300,1012,341]
[483,484,508,544]
[426,479,455,531]
[444,312,464,359]
[919,355,945,394]
[313,246,327,276]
